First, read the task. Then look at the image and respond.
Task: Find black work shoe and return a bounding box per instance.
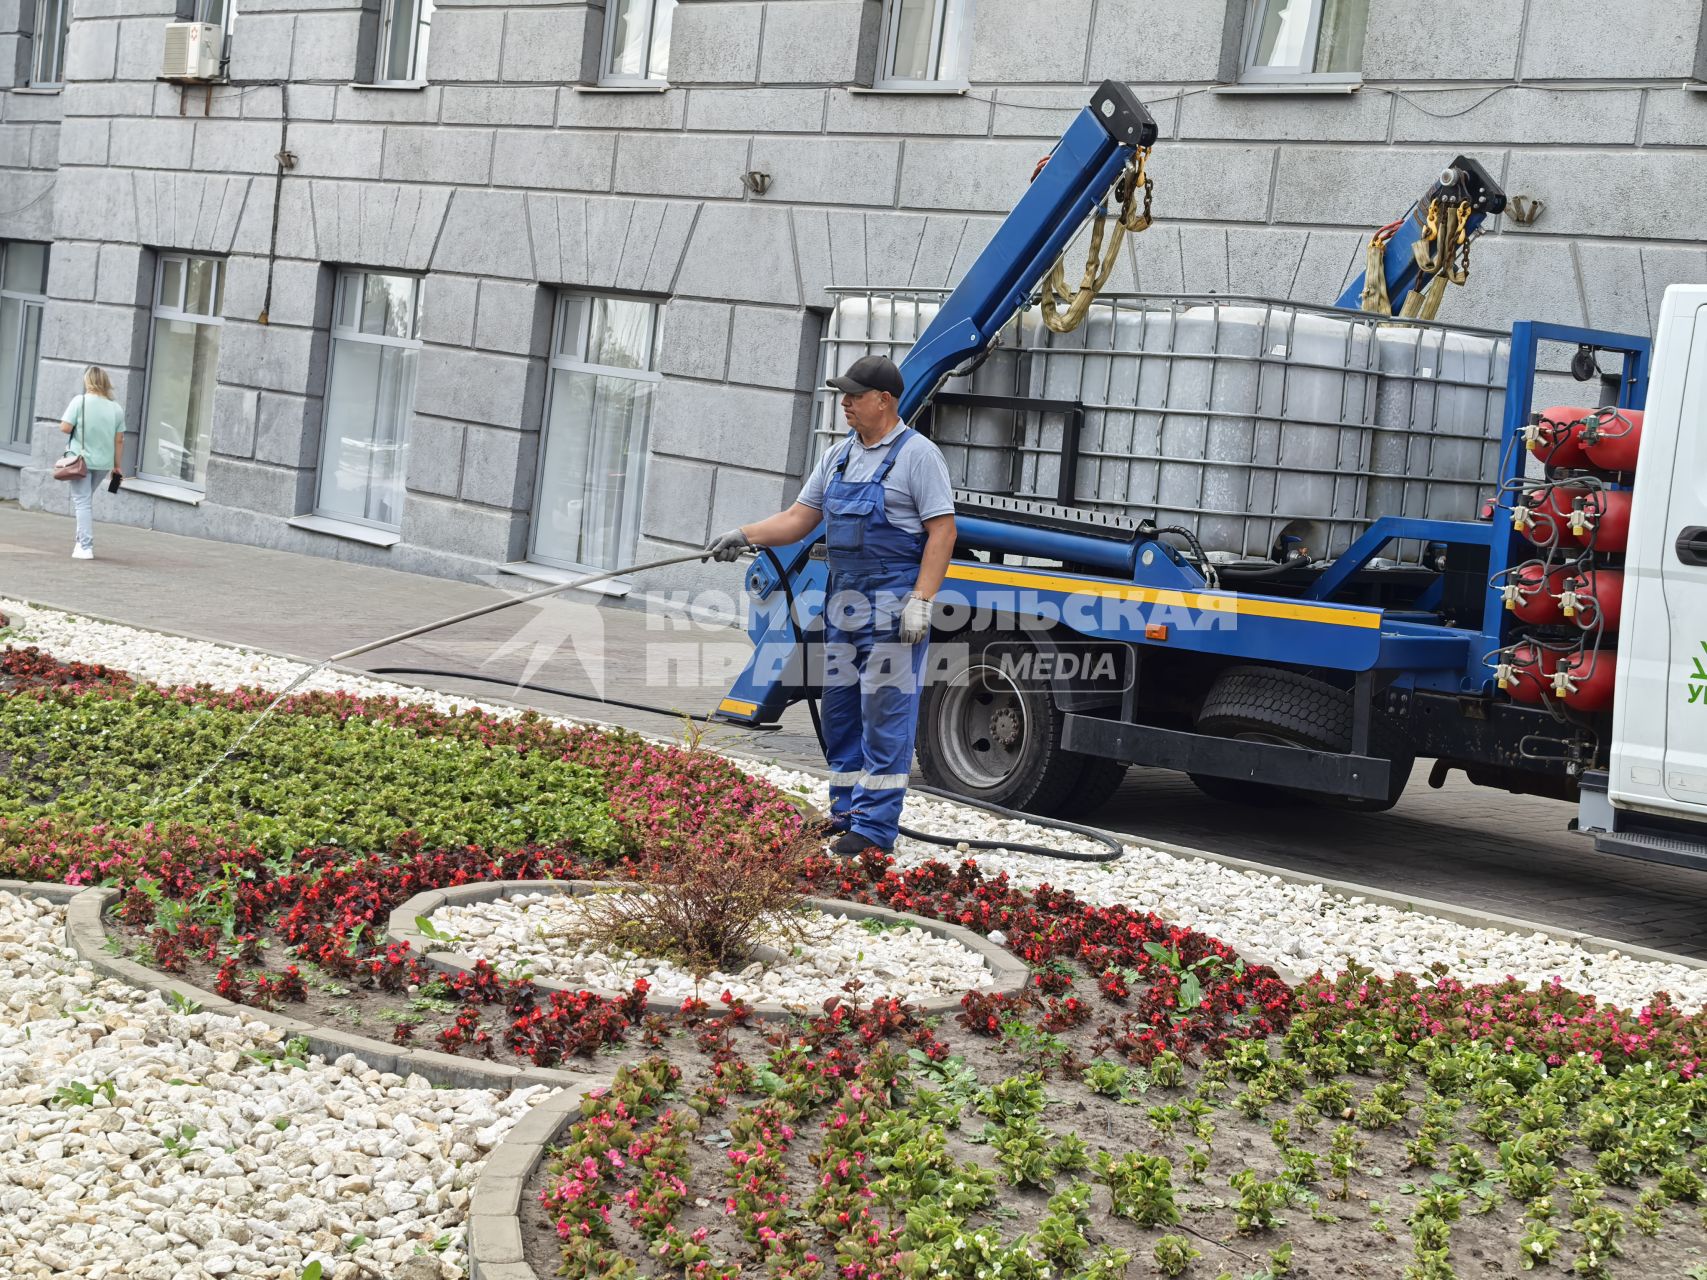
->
[831,831,890,859]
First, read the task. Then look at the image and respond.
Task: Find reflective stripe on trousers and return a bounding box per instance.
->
[821,564,928,850]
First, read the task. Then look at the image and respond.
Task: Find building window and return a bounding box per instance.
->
[0,242,48,459]
[376,0,432,83]
[875,0,972,89]
[600,0,674,84]
[193,0,236,59]
[315,270,421,531]
[531,294,661,573]
[139,254,224,491]
[1240,0,1366,82]
[29,0,70,87]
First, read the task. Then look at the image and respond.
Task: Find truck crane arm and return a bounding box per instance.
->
[1336,155,1507,319]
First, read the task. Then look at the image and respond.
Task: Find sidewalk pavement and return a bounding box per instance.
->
[3,501,1704,958]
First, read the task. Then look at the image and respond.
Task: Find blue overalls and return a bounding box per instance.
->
[820,428,930,851]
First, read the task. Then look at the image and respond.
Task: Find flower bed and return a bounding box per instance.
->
[5,630,1707,1279]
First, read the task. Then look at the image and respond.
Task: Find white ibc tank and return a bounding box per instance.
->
[1024,302,1382,559]
[815,294,1022,492]
[817,292,1511,563]
[1368,325,1509,528]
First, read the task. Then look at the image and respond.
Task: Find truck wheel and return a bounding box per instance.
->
[1191,666,1414,811]
[916,630,1087,816]
[1059,755,1128,817]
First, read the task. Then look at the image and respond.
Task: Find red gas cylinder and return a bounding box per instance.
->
[1577,407,1643,473]
[1553,647,1618,713]
[1502,562,1568,625]
[1527,406,1594,469]
[1557,567,1625,631]
[1512,483,1582,547]
[1495,642,1563,706]
[1568,489,1633,553]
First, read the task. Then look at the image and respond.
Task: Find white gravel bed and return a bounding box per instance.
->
[0,890,542,1280]
[7,596,1705,1016]
[428,891,994,1008]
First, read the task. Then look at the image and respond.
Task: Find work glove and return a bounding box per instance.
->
[899,593,932,644]
[704,527,751,563]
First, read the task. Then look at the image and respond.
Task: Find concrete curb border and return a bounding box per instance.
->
[465,1084,597,1280]
[43,882,602,1093]
[10,593,1702,976]
[390,879,1031,1020]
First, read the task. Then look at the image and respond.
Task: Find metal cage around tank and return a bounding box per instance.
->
[813,290,1512,565]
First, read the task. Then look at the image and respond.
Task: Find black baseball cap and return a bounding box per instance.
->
[826,355,904,398]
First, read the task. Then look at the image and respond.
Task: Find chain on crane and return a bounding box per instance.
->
[1359,196,1474,322]
[1038,148,1155,334]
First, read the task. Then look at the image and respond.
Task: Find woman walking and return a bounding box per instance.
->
[58,366,125,560]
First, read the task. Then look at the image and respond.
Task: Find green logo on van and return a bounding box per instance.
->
[1691,641,1707,706]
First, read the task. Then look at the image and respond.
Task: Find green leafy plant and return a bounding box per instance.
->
[1517,1218,1560,1270]
[1570,1205,1624,1279]
[1230,1169,1289,1233]
[52,1078,116,1108]
[1083,1059,1146,1102]
[0,686,626,860]
[162,1123,199,1157]
[1152,1233,1202,1277]
[1032,1182,1093,1270]
[1096,1151,1179,1227]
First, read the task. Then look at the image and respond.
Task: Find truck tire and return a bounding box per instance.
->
[1191,666,1414,811]
[916,630,1088,816]
[1059,754,1129,817]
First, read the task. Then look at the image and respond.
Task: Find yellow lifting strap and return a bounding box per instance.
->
[1038,148,1154,334]
[1360,197,1475,323]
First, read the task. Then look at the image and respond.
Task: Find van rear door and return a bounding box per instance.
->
[1661,300,1707,808]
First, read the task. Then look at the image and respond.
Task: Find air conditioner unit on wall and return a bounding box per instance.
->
[163,22,221,80]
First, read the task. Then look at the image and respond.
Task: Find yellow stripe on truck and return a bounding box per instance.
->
[944,564,1383,630]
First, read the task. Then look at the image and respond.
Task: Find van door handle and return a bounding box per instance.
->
[1679,526,1707,566]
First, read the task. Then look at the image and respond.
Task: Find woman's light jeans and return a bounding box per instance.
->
[67,469,107,552]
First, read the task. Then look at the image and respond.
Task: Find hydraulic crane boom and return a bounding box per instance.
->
[714,81,1157,729]
[1335,155,1506,318]
[895,81,1159,422]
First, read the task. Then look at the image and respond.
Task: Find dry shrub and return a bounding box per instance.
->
[575,831,818,977]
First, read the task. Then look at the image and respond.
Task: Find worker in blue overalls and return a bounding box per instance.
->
[706,356,958,857]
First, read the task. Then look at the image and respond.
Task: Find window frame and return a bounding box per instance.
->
[313,268,424,533]
[1237,0,1364,85]
[137,252,226,493]
[597,0,674,87]
[192,0,237,62]
[374,0,432,85]
[28,0,70,88]
[873,0,973,91]
[528,291,663,575]
[0,241,48,462]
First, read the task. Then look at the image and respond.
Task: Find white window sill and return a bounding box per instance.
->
[349,81,428,92]
[288,513,400,547]
[1213,80,1362,96]
[576,83,670,94]
[499,560,631,598]
[0,449,31,469]
[123,477,204,505]
[11,86,63,95]
[851,83,970,96]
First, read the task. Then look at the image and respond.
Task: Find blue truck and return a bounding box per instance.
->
[713,81,1707,873]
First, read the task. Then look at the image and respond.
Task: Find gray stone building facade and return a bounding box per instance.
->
[3,0,1707,606]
